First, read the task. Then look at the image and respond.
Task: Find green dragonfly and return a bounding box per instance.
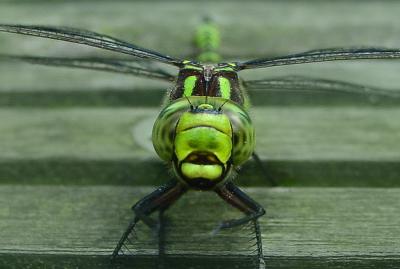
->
[1,20,400,268]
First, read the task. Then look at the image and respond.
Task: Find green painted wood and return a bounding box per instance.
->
[0,107,399,186]
[0,186,399,268]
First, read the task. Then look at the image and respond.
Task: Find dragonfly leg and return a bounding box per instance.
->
[253,219,266,269]
[111,180,186,260]
[157,209,167,269]
[214,181,266,268]
[214,181,265,230]
[252,152,278,186]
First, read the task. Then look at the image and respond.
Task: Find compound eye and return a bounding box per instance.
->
[223,107,255,166]
[152,100,190,161]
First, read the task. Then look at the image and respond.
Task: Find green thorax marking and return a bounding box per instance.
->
[218,77,231,99]
[182,61,203,71]
[183,75,197,97]
[214,64,236,72]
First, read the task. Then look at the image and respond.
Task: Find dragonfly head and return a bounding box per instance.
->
[152,97,254,190]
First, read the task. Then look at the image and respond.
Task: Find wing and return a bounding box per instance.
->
[0,24,184,67]
[243,75,400,98]
[0,54,176,82]
[236,48,400,70]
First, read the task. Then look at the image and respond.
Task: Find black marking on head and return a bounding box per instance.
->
[170,64,244,105]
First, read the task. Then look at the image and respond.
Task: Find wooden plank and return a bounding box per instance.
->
[0,2,399,268]
[1,1,400,108]
[1,61,400,107]
[0,186,399,268]
[2,107,400,160]
[1,87,400,107]
[0,107,399,186]
[1,1,400,58]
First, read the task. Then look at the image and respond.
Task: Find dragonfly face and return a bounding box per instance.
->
[173,104,234,190]
[152,97,255,190]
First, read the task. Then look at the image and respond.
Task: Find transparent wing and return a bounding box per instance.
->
[0,54,176,81]
[244,75,400,98]
[236,48,400,70]
[0,24,184,67]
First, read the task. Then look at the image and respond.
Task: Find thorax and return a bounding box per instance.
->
[169,63,249,108]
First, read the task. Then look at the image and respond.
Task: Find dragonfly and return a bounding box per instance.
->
[1,20,400,268]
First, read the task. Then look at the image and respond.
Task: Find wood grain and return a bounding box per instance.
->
[0,107,399,186]
[0,186,399,268]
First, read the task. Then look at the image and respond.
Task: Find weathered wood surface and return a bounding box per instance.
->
[0,107,399,186]
[1,1,400,107]
[1,1,400,58]
[1,1,400,268]
[0,186,399,269]
[2,61,400,107]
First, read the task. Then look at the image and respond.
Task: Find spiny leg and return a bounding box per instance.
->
[215,181,265,230]
[252,152,278,187]
[157,210,167,269]
[111,180,186,260]
[214,181,266,267]
[252,219,266,269]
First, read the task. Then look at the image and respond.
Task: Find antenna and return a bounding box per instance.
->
[184,94,194,110]
[218,99,229,111]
